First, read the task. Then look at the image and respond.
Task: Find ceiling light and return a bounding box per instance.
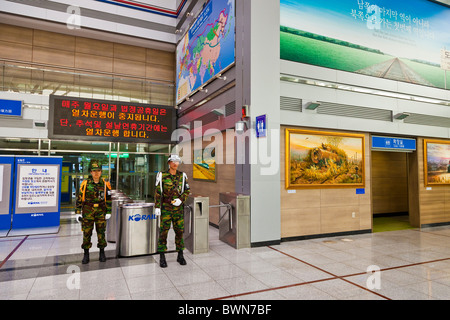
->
[305,102,321,110]
[393,112,410,120]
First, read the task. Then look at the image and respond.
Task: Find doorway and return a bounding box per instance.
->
[371,149,419,232]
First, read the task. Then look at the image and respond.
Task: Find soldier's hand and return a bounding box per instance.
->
[172,198,182,207]
[105,214,111,220]
[155,208,161,216]
[75,214,83,223]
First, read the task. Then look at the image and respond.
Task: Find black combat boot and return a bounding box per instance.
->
[82,249,89,264]
[177,250,187,265]
[159,253,167,268]
[99,248,106,262]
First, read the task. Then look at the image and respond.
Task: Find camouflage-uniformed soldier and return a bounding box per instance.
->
[155,155,190,268]
[75,160,112,264]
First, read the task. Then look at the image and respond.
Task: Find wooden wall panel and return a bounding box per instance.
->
[146,49,174,66]
[113,58,146,77]
[372,151,408,214]
[179,131,236,226]
[0,40,32,61]
[114,43,146,62]
[417,138,450,226]
[33,30,75,52]
[146,64,174,82]
[0,24,33,45]
[75,52,113,73]
[280,126,372,239]
[32,46,75,67]
[0,24,175,84]
[75,37,114,57]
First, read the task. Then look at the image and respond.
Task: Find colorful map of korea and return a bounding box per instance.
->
[200,11,228,84]
[187,9,229,90]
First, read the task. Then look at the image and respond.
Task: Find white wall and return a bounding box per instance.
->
[281,61,450,139]
[249,0,281,245]
[0,0,177,45]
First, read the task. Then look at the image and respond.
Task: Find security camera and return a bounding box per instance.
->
[211,108,225,116]
[235,121,246,135]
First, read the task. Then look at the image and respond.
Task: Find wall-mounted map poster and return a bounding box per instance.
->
[176,0,235,104]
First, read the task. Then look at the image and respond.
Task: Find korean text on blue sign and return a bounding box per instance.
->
[372,136,416,151]
[0,99,22,117]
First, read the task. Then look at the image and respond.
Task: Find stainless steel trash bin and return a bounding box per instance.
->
[184,196,209,254]
[107,196,132,243]
[219,192,251,249]
[116,203,158,257]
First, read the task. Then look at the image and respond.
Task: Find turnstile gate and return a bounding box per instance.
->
[184,196,209,254]
[218,192,251,249]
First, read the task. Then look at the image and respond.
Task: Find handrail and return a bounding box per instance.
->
[214,203,232,229]
[185,205,192,234]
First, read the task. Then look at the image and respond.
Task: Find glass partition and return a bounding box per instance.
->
[0,138,171,209]
[0,60,175,209]
[0,62,175,105]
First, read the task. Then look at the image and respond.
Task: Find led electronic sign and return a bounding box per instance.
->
[49,95,176,144]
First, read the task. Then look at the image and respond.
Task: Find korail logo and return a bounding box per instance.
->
[128,214,157,222]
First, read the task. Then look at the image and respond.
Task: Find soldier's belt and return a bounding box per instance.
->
[83,202,105,208]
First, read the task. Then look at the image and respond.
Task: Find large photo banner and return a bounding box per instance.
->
[176,0,235,104]
[281,0,450,90]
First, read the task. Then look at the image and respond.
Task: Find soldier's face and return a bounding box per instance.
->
[169,161,179,171]
[91,169,102,179]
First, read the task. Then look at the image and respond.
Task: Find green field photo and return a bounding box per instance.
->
[281,28,450,89]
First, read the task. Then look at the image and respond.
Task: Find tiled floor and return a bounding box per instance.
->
[2,212,450,300]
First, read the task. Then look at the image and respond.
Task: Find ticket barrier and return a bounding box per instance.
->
[116,203,158,257]
[218,192,251,249]
[184,196,209,254]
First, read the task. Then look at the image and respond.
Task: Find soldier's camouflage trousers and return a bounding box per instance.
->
[157,208,184,253]
[81,206,107,250]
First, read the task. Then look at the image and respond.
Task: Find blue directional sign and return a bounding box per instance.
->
[0,99,23,117]
[256,114,267,138]
[372,136,416,151]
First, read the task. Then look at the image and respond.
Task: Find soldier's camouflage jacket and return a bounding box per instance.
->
[76,178,112,219]
[155,170,190,211]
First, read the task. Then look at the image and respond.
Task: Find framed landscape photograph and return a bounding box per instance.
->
[193,146,216,182]
[424,139,450,186]
[285,129,365,189]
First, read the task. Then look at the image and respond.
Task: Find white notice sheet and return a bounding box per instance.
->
[18,165,58,208]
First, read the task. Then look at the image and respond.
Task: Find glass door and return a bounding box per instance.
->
[115,153,168,201]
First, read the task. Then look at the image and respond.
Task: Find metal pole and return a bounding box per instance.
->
[116,142,120,191]
[108,142,112,181]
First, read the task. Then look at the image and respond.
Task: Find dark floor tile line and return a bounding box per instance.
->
[267,246,392,300]
[211,276,338,300]
[0,236,28,269]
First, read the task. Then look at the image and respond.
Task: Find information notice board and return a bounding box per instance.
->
[49,95,176,143]
[17,165,59,209]
[0,156,14,235]
[11,156,62,233]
